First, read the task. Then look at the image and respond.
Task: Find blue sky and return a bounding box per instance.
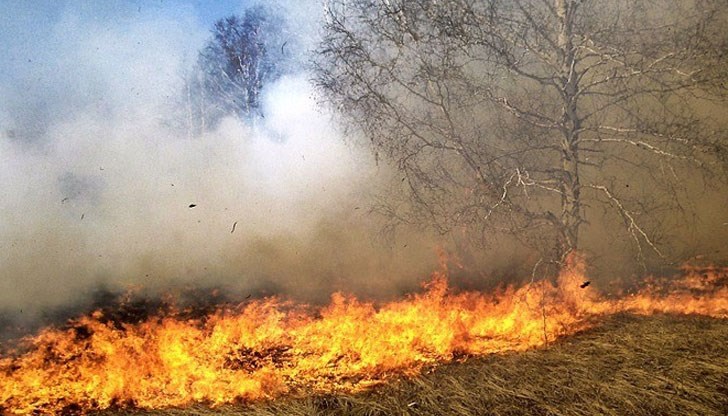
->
[0,1,249,81]
[0,1,249,31]
[0,1,303,134]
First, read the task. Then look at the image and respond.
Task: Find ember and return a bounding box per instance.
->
[0,257,726,414]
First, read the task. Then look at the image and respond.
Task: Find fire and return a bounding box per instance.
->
[0,257,726,414]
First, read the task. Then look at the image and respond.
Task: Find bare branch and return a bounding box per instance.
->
[579,138,702,165]
[585,184,665,264]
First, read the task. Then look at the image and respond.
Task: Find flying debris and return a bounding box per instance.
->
[188,204,197,208]
[580,281,591,289]
[80,213,85,220]
[231,221,238,234]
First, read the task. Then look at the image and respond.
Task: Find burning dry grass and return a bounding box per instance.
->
[1,258,726,414]
[99,313,728,416]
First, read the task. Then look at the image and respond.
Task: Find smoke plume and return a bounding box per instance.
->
[0,1,438,333]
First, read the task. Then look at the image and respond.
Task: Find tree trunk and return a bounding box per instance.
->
[556,0,582,260]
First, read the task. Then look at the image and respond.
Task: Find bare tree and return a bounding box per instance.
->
[178,6,293,135]
[316,0,728,273]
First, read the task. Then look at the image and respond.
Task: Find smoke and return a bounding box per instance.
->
[4,2,725,338]
[0,1,439,331]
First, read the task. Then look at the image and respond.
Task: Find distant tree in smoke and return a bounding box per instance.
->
[316,0,728,275]
[180,6,292,134]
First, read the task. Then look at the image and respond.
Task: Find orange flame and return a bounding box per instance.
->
[0,257,726,414]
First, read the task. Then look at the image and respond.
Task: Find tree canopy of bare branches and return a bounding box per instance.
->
[179,6,292,135]
[316,0,728,272]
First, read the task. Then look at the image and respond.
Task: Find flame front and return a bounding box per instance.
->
[1,258,726,414]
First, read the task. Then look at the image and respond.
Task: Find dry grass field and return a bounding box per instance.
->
[97,313,728,416]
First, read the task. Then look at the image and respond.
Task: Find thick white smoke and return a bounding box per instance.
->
[0,1,438,323]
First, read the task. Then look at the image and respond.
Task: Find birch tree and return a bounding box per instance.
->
[179,6,292,135]
[316,0,728,271]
